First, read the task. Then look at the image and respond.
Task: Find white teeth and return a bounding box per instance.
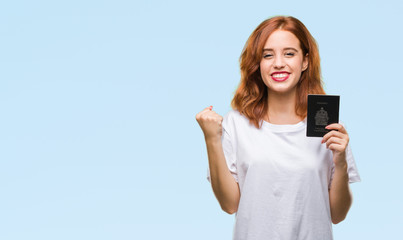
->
[273,73,288,78]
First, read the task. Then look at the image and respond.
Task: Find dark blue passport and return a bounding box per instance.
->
[306,95,340,137]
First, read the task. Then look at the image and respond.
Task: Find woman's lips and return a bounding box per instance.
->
[271,72,290,82]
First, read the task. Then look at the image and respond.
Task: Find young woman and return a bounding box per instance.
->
[195,16,361,239]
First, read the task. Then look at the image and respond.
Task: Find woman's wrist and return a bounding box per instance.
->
[334,161,348,172]
[205,135,222,144]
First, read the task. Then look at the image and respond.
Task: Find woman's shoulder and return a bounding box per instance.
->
[222,109,253,130]
[223,109,246,122]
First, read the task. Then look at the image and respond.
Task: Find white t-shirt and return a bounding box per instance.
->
[207,109,361,240]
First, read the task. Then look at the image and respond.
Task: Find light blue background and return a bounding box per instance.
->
[1,0,402,239]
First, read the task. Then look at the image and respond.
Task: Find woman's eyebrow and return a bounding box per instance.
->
[263,47,298,52]
[284,47,298,52]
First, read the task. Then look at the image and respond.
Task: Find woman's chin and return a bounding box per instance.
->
[268,86,297,94]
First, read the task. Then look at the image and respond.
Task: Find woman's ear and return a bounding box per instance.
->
[302,53,309,71]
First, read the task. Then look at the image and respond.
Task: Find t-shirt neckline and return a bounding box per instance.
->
[262,117,307,132]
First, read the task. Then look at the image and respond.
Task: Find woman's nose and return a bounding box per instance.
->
[273,56,285,69]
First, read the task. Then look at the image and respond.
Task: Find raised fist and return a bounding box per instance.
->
[195,106,224,141]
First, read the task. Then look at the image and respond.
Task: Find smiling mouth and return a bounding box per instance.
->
[271,73,289,82]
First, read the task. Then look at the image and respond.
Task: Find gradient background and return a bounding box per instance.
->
[1,0,402,239]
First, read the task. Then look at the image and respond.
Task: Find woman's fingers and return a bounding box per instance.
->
[325,136,347,149]
[195,106,213,120]
[325,123,347,134]
[195,106,224,141]
[321,123,349,154]
[321,130,346,144]
[328,142,346,152]
[321,123,349,144]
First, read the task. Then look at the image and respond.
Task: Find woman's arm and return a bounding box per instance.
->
[328,154,353,224]
[206,138,240,214]
[196,106,240,214]
[322,124,353,224]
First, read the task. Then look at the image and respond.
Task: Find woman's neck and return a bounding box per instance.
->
[266,89,303,124]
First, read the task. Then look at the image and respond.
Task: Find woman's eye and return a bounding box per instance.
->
[263,54,273,58]
[285,52,295,56]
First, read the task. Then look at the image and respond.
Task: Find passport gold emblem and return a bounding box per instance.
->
[315,107,329,126]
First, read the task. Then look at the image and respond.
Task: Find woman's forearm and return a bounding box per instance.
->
[329,160,352,224]
[206,137,240,214]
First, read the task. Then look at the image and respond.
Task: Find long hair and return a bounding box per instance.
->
[231,16,325,129]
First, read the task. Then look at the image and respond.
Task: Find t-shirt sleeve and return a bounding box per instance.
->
[328,123,361,189]
[206,113,238,183]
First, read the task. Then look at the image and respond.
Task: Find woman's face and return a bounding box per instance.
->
[259,30,308,95]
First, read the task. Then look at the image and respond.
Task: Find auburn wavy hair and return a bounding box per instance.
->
[231,16,325,129]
